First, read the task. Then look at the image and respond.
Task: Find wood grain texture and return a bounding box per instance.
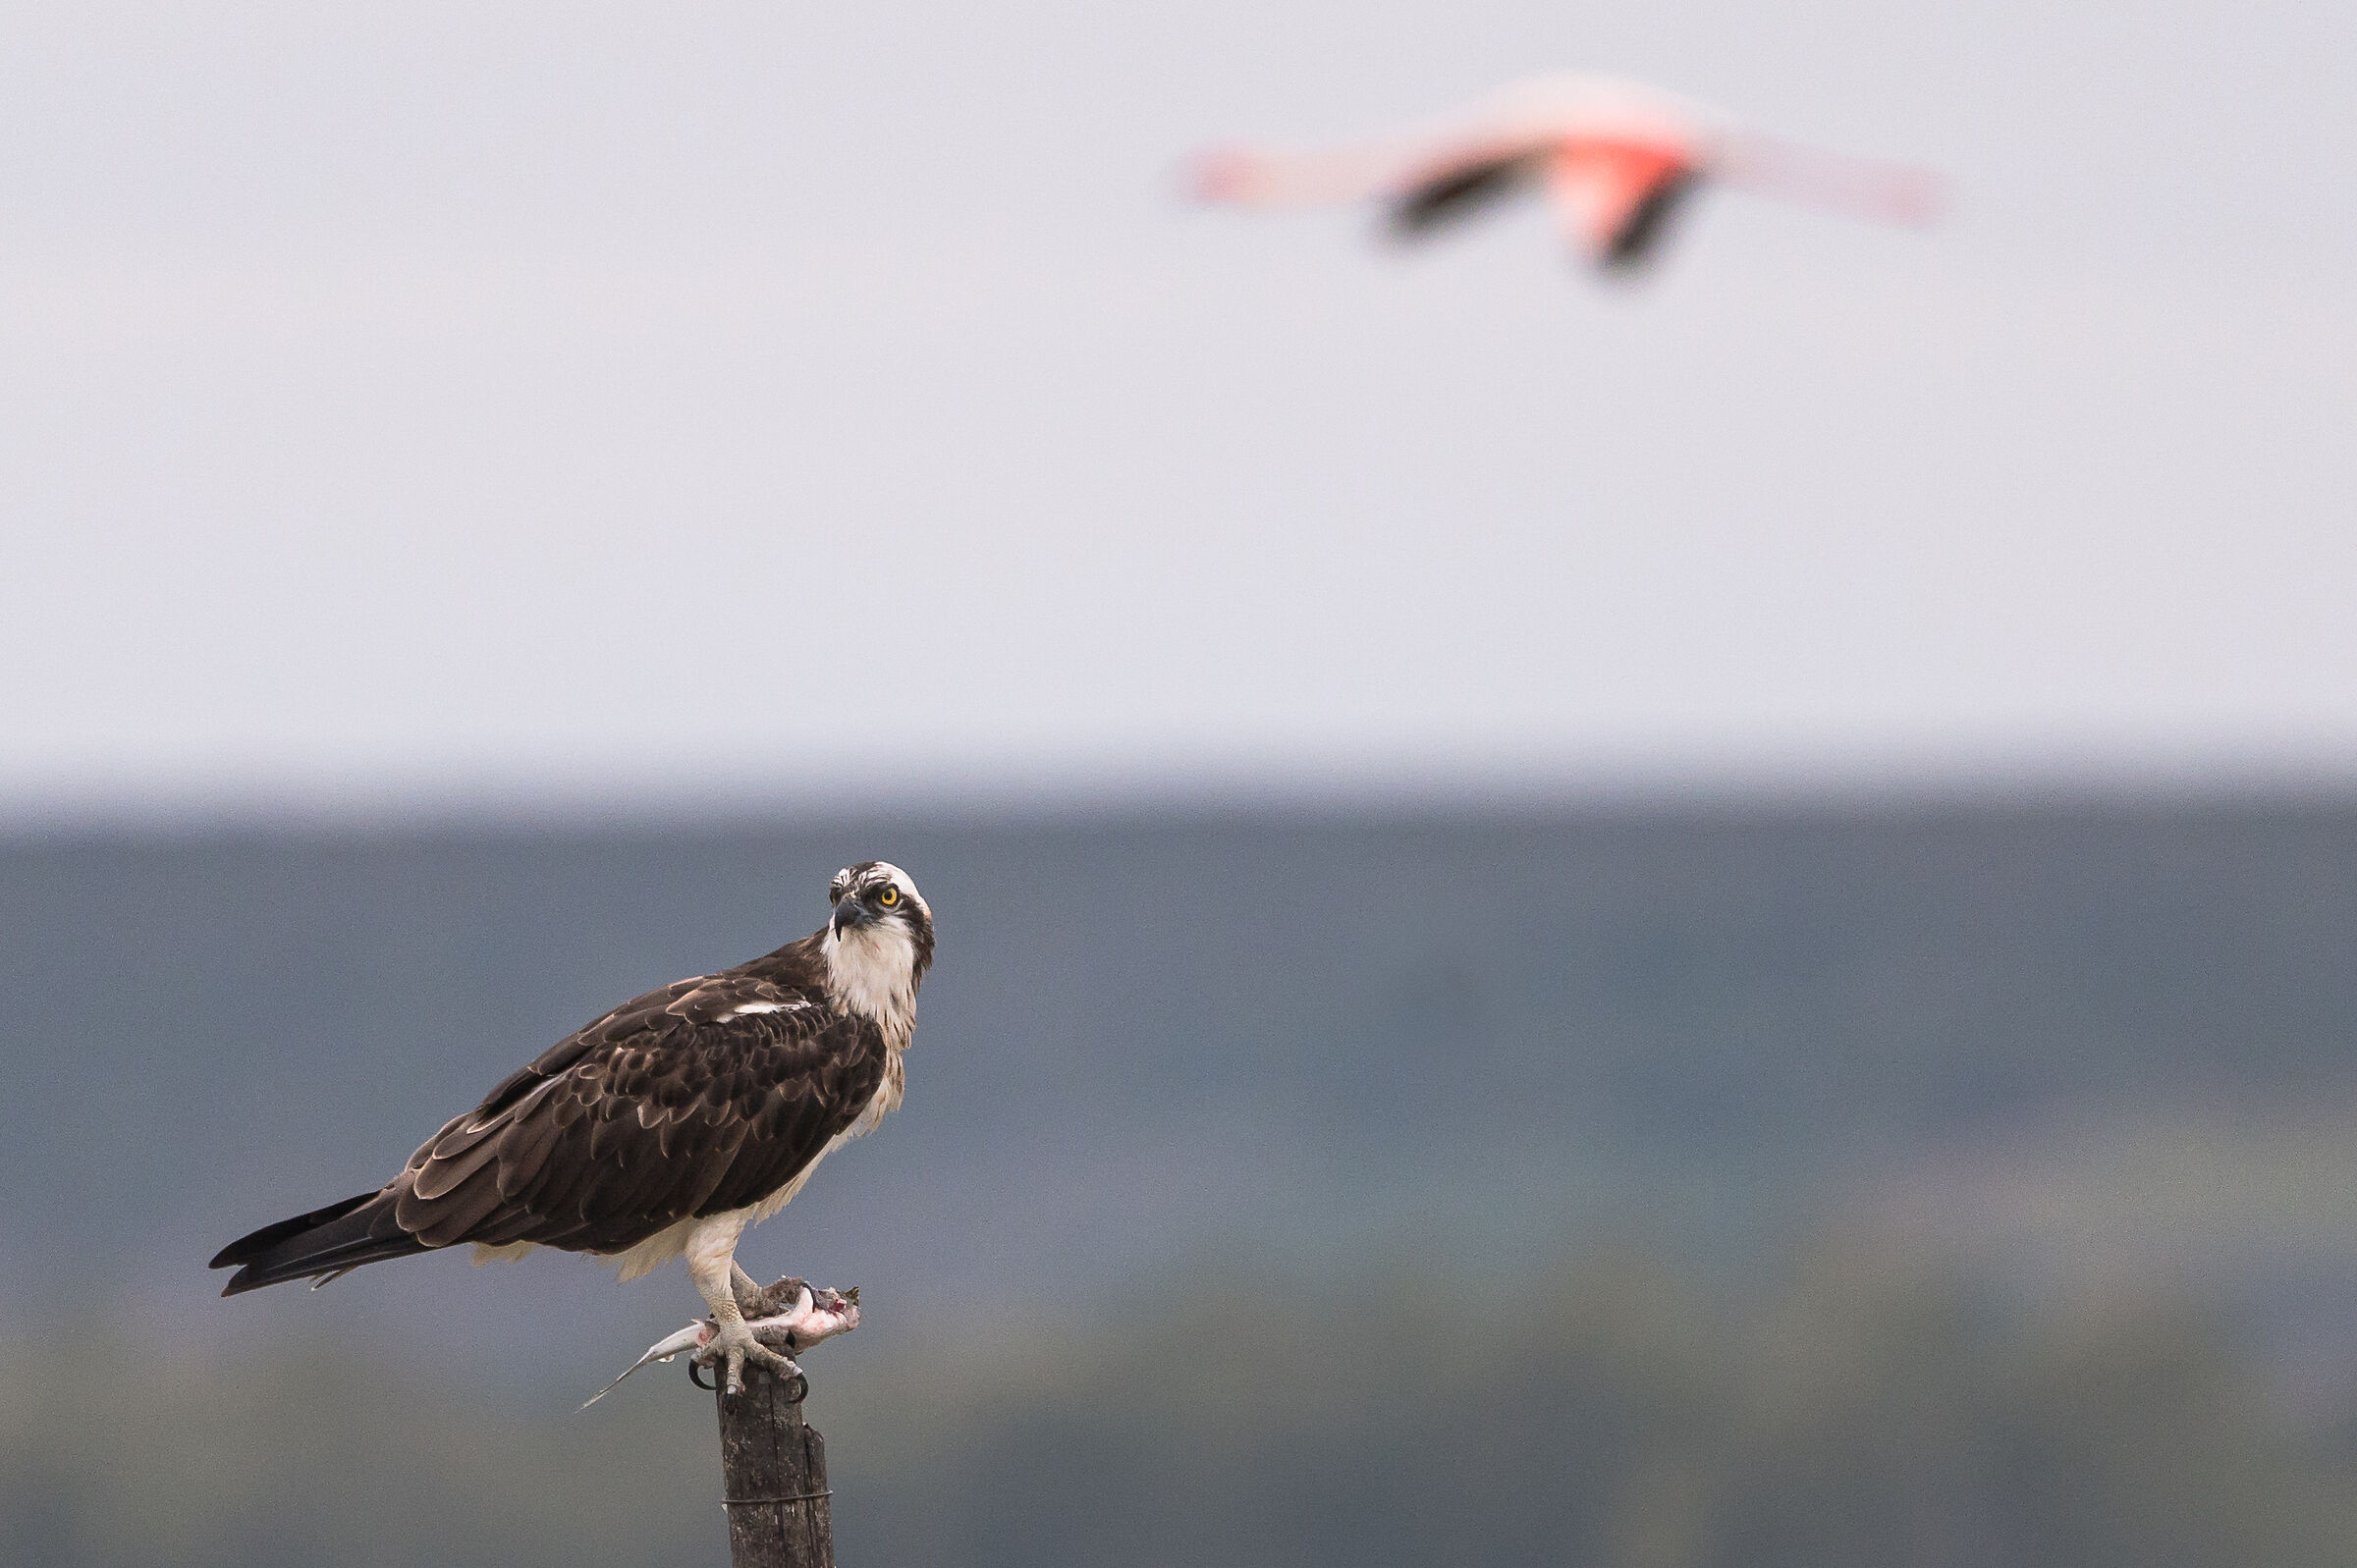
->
[716,1364,834,1568]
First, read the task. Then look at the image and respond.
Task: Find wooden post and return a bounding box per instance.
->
[715,1363,835,1568]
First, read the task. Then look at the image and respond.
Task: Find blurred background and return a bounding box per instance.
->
[3,3,2355,1565]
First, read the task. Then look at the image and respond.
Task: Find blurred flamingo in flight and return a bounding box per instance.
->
[1193,74,1941,273]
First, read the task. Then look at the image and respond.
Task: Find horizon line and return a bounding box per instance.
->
[7,747,2357,837]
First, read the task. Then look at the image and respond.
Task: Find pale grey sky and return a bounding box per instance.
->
[1,0,2351,814]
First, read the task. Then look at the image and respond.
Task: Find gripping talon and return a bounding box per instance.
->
[695,1319,801,1399]
[592,1275,850,1408]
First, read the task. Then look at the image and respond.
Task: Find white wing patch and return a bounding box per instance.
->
[722,1000,811,1018]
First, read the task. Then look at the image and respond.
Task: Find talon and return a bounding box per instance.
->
[699,1318,802,1398]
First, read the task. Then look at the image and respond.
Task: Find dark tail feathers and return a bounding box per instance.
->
[209,1191,429,1296]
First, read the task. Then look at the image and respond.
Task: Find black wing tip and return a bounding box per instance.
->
[208,1191,390,1284]
[1387,155,1540,241]
[212,1239,427,1297]
[1599,169,1702,270]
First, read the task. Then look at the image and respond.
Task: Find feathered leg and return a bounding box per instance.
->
[683,1217,798,1397]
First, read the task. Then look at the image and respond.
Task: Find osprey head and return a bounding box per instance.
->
[823,861,935,1031]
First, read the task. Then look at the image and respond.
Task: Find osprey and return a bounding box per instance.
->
[210,860,934,1393]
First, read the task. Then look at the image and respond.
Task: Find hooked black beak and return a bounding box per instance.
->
[831,899,872,938]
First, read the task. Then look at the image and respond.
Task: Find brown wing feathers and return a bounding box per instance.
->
[211,947,886,1295]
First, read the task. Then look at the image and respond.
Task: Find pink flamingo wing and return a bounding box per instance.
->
[1544,136,1698,257]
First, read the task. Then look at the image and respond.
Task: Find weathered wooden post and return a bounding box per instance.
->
[714,1362,835,1568]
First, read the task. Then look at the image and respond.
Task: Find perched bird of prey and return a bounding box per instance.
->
[1193,73,1940,272]
[211,861,934,1394]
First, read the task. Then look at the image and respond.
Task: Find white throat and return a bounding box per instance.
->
[823,922,920,1047]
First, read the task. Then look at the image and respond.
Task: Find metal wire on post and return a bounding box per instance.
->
[712,1359,836,1568]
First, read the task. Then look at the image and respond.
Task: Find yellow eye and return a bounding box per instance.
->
[877,886,900,907]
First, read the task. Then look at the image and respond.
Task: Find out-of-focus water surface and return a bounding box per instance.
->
[5,798,2355,1565]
